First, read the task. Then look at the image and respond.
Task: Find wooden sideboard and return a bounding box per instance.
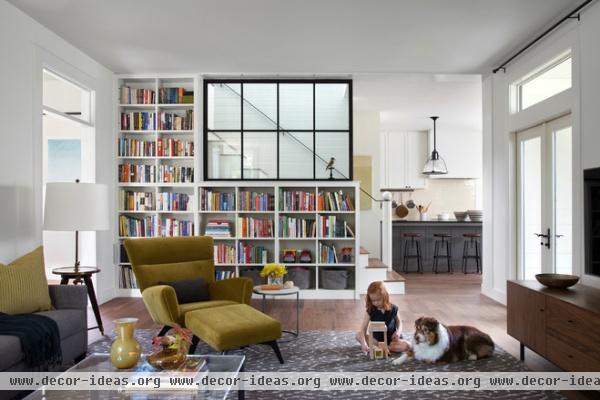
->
[507,280,600,371]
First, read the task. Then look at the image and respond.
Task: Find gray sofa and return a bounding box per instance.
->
[0,285,88,372]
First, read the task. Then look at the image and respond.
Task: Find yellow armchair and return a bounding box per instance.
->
[124,236,253,330]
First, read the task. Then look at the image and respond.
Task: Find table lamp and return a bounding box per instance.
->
[43,180,109,272]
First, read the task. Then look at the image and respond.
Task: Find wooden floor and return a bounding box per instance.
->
[90,273,560,372]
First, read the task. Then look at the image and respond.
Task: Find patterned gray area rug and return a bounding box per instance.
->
[89,330,565,400]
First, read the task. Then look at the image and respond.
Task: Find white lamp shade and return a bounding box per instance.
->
[44,182,109,231]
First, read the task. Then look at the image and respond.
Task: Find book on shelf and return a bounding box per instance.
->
[279,190,315,211]
[120,244,129,264]
[158,165,194,183]
[215,270,235,281]
[205,220,232,238]
[118,164,156,183]
[238,191,274,211]
[238,242,268,264]
[120,111,156,131]
[319,215,354,238]
[238,216,274,238]
[157,192,191,211]
[278,216,316,238]
[120,86,155,105]
[161,218,193,237]
[200,188,235,211]
[118,138,156,157]
[158,87,194,104]
[119,215,159,237]
[317,190,355,212]
[319,243,338,264]
[214,243,236,264]
[119,265,138,289]
[158,110,194,130]
[120,190,154,211]
[157,138,194,157]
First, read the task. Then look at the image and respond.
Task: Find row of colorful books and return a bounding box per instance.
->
[317,191,355,212]
[319,215,355,238]
[158,110,194,130]
[238,243,268,264]
[158,87,194,104]
[118,138,155,157]
[215,270,235,281]
[279,190,316,211]
[200,189,235,211]
[120,111,156,131]
[120,190,154,211]
[157,192,191,211]
[119,165,194,183]
[319,243,338,264]
[157,138,194,157]
[278,216,316,238]
[119,266,138,289]
[238,217,274,238]
[120,86,154,105]
[118,215,194,237]
[214,244,236,264]
[238,191,274,211]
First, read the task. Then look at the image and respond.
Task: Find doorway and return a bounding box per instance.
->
[516,114,572,279]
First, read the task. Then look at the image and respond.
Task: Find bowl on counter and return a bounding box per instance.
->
[437,212,450,221]
[535,273,579,289]
[467,210,483,221]
[454,211,468,221]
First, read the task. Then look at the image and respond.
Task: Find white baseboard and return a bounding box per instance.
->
[481,285,506,305]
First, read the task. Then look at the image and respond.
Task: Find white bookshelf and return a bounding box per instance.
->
[116,75,198,296]
[199,181,360,299]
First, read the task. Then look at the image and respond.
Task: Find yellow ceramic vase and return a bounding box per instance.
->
[110,318,141,369]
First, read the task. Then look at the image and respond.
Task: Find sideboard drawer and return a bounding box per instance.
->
[547,335,600,372]
[546,297,600,360]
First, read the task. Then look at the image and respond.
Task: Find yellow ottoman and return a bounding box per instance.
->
[185,303,284,363]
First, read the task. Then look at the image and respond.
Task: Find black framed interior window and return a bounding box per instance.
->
[203,79,352,181]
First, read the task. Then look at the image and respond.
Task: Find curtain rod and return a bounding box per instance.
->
[493,0,594,73]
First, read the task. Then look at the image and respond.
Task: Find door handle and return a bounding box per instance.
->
[533,228,551,249]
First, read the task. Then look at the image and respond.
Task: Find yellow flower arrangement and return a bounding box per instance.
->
[260,263,287,278]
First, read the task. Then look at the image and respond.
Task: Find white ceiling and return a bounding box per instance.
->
[354,74,482,132]
[8,0,578,74]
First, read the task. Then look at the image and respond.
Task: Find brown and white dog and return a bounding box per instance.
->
[392,316,494,365]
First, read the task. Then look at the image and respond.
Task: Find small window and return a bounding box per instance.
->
[514,53,572,112]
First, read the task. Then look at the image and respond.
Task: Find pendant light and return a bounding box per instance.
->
[422,116,448,175]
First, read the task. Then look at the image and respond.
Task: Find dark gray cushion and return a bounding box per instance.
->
[0,335,22,371]
[35,309,86,339]
[158,278,210,304]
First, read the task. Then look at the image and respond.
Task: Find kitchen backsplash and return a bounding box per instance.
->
[392,179,480,220]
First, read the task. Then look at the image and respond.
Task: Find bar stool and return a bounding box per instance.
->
[433,233,453,273]
[462,233,481,274]
[402,233,423,273]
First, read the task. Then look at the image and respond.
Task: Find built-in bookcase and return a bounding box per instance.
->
[198,182,359,299]
[116,75,198,295]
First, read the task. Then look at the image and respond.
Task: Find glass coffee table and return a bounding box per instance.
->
[24,353,245,400]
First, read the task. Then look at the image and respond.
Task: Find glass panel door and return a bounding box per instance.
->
[516,114,572,279]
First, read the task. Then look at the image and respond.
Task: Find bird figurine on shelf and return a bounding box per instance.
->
[325,157,336,179]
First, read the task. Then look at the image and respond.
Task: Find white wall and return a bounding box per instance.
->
[353,111,382,257]
[0,0,115,303]
[483,0,600,303]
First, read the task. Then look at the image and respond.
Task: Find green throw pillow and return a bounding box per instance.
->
[0,246,53,314]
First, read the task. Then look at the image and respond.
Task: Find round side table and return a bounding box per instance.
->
[52,266,104,335]
[253,285,299,341]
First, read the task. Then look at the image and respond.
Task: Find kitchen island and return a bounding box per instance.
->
[392,220,482,272]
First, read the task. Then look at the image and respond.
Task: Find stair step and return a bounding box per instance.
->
[385,270,406,282]
[367,258,388,269]
[360,246,370,255]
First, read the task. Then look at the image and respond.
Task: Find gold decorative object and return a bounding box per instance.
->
[147,324,193,370]
[110,318,141,369]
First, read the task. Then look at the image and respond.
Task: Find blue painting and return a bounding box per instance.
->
[47,139,81,182]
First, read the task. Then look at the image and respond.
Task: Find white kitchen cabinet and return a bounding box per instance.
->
[382,131,427,189]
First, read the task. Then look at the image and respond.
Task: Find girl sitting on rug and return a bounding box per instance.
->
[356,281,411,356]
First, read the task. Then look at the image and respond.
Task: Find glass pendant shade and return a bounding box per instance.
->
[422,116,448,175]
